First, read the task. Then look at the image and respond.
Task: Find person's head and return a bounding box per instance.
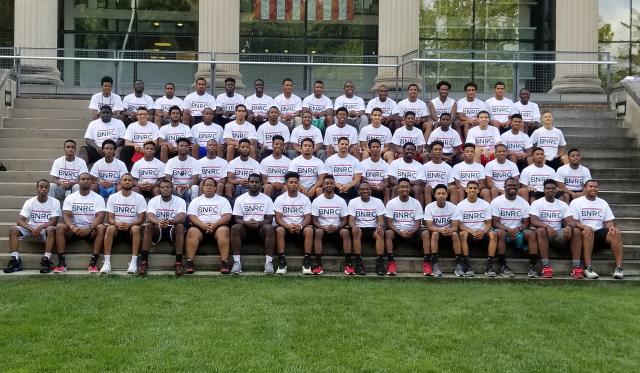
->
[478,110,490,126]
[313,80,324,96]
[504,177,519,197]
[282,78,293,94]
[377,85,389,100]
[206,139,218,156]
[301,111,313,127]
[541,110,553,127]
[439,112,451,129]
[433,184,448,203]
[543,179,558,200]
[404,111,416,128]
[344,81,355,96]
[201,177,217,197]
[272,135,285,155]
[159,179,173,198]
[519,88,530,103]
[284,171,300,192]
[169,105,182,122]
[120,173,134,190]
[335,107,348,125]
[465,180,479,200]
[203,107,215,123]
[268,106,280,123]
[368,138,381,157]
[254,79,265,94]
[102,139,116,157]
[429,140,444,159]
[133,79,144,94]
[358,182,371,200]
[402,142,416,160]
[36,179,50,198]
[78,172,92,191]
[195,77,207,93]
[322,174,335,194]
[143,140,156,158]
[585,179,599,198]
[164,82,176,98]
[495,143,507,161]
[464,82,477,99]
[510,113,522,131]
[101,76,113,94]
[407,83,419,99]
[568,148,581,166]
[463,143,475,162]
[238,138,251,156]
[337,137,350,154]
[397,178,411,198]
[532,147,545,164]
[176,138,191,155]
[136,106,149,123]
[301,138,314,155]
[100,105,112,122]
[371,107,383,124]
[235,104,247,121]
[437,81,451,97]
[63,139,77,157]
[248,173,262,195]
[224,77,236,94]
[494,81,505,98]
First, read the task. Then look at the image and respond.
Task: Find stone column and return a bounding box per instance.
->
[14,0,62,85]
[549,0,603,94]
[372,0,419,92]
[195,0,244,90]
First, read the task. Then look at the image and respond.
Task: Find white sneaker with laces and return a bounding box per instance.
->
[584,266,600,279]
[127,262,138,274]
[100,263,112,274]
[613,267,624,280]
[264,262,274,274]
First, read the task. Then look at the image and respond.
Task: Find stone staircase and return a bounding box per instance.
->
[0,98,638,276]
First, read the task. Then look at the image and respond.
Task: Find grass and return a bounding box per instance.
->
[0,276,638,372]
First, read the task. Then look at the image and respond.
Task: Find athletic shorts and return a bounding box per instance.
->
[466,233,490,251]
[152,225,177,245]
[99,184,117,199]
[593,228,610,249]
[545,157,563,171]
[198,146,207,158]
[354,227,378,241]
[392,229,423,243]
[499,229,529,252]
[16,226,47,242]
[529,190,564,200]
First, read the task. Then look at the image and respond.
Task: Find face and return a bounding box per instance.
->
[465,183,479,199]
[495,84,505,97]
[196,79,206,93]
[585,181,599,198]
[143,144,155,158]
[369,141,381,157]
[533,149,545,164]
[236,106,247,121]
[569,151,581,165]
[78,174,92,189]
[64,142,76,157]
[203,108,215,123]
[313,83,324,96]
[398,181,411,198]
[337,139,349,154]
[37,181,50,197]
[404,115,415,128]
[511,117,522,131]
[207,140,218,155]
[542,112,553,126]
[102,81,112,95]
[286,177,299,192]
[238,141,250,157]
[248,176,261,194]
[160,182,173,197]
[435,188,448,203]
[103,144,115,158]
[225,80,235,93]
[323,178,335,194]
[137,109,148,123]
[302,112,312,126]
[408,85,418,99]
[170,109,182,122]
[254,80,264,94]
[430,144,443,159]
[120,175,134,190]
[134,80,144,93]
[465,85,476,99]
[100,110,112,122]
[177,141,189,155]
[336,110,347,124]
[268,108,280,122]
[371,111,382,124]
[378,86,388,100]
[495,146,507,161]
[272,139,284,154]
[403,145,415,159]
[438,84,450,97]
[359,183,371,200]
[439,115,451,128]
[544,183,557,200]
[301,140,313,155]
[519,90,530,103]
[463,146,475,162]
[504,179,518,196]
[202,179,216,196]
[283,80,293,94]
[165,84,175,98]
[478,113,490,126]
[344,82,355,96]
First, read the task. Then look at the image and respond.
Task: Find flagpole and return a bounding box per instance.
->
[303,0,309,92]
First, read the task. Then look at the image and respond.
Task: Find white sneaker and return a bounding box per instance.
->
[613,266,624,280]
[100,263,112,274]
[127,262,138,274]
[302,265,313,275]
[584,266,599,279]
[231,261,242,274]
[276,264,287,275]
[264,262,274,274]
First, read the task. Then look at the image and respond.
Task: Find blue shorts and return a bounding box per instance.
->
[99,185,116,199]
[197,146,207,158]
[505,230,528,252]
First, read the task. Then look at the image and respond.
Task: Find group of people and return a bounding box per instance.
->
[1,76,625,280]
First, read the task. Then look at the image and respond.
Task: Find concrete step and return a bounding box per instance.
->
[2,118,87,130]
[0,148,69,159]
[0,159,53,171]
[580,148,640,158]
[555,119,622,128]
[599,191,640,204]
[597,179,640,190]
[0,171,51,182]
[14,99,89,110]
[0,128,85,139]
[583,157,640,168]
[559,127,630,137]
[0,182,54,195]
[7,108,91,120]
[564,136,637,148]
[0,138,83,149]
[549,110,616,119]
[0,196,31,209]
[591,168,640,179]
[612,204,640,216]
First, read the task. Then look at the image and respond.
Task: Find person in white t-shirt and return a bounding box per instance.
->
[511,88,541,135]
[485,82,514,131]
[334,80,368,131]
[103,174,147,274]
[529,179,579,279]
[225,139,261,199]
[359,107,393,161]
[360,139,390,204]
[348,182,386,276]
[302,80,334,132]
[131,141,165,199]
[288,111,325,160]
[530,110,566,170]
[500,113,532,171]
[456,81,488,139]
[185,177,232,274]
[388,142,426,206]
[90,140,129,199]
[554,148,592,202]
[246,78,275,127]
[195,139,228,196]
[256,106,291,159]
[288,138,327,198]
[122,107,160,168]
[230,174,276,274]
[426,112,462,165]
[215,77,246,126]
[397,83,429,135]
[80,105,127,164]
[366,85,400,130]
[324,107,360,159]
[392,111,427,162]
[120,79,155,126]
[260,135,290,199]
[466,110,502,165]
[50,139,88,200]
[485,143,520,200]
[274,171,314,274]
[423,140,456,204]
[88,76,124,119]
[158,105,193,163]
[384,178,427,276]
[191,107,225,159]
[428,80,456,126]
[141,179,187,276]
[324,137,363,201]
[452,143,490,203]
[273,78,303,130]
[154,82,185,126]
[164,138,201,203]
[57,173,107,274]
[3,180,61,274]
[309,175,351,275]
[183,77,217,126]
[569,180,624,279]
[518,147,559,203]
[223,104,258,161]
[491,177,538,278]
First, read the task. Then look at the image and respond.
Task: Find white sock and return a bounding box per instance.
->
[131,256,138,264]
[233,255,241,262]
[265,255,273,263]
[104,255,111,265]
[44,252,52,259]
[11,252,19,259]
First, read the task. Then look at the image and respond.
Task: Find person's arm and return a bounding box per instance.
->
[458,221,475,235]
[309,173,325,195]
[485,175,497,190]
[530,214,551,229]
[491,215,511,232]
[299,213,312,229]
[604,219,620,237]
[168,212,186,226]
[336,215,348,230]
[312,215,322,229]
[131,212,145,227]
[275,211,292,231]
[107,212,117,226]
[93,211,106,227]
[188,214,209,231]
[343,173,361,191]
[86,138,102,155]
[211,213,232,230]
[257,214,273,227]
[147,211,162,225]
[226,171,241,186]
[386,216,404,236]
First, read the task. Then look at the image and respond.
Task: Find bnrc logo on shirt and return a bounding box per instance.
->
[199,205,220,215]
[173,169,192,178]
[133,133,152,143]
[425,171,446,181]
[243,204,266,213]
[222,104,236,112]
[492,170,513,179]
[72,205,94,213]
[267,166,288,175]
[308,104,326,112]
[198,132,218,142]
[433,216,451,227]
[30,211,52,222]
[460,171,480,180]
[366,170,385,180]
[564,177,584,186]
[332,165,353,175]
[58,169,80,180]
[397,169,417,179]
[297,166,317,175]
[235,168,253,178]
[355,210,377,219]
[139,169,158,178]
[581,209,603,218]
[475,137,495,146]
[393,211,415,220]
[201,167,222,178]
[283,206,304,214]
[463,108,481,116]
[529,175,548,184]
[540,211,563,220]
[463,211,485,220]
[251,104,268,113]
[344,103,359,110]
[156,210,176,220]
[280,104,296,113]
[231,131,248,140]
[318,207,341,216]
[114,205,137,214]
[191,102,207,110]
[96,129,117,138]
[500,209,523,218]
[538,137,559,146]
[100,171,121,180]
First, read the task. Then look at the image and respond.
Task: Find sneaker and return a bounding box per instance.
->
[312,265,324,275]
[499,264,514,278]
[40,257,51,273]
[185,260,195,274]
[463,258,475,277]
[344,264,355,275]
[231,261,242,274]
[484,262,497,277]
[220,260,231,274]
[527,265,539,278]
[432,262,443,277]
[422,261,432,276]
[138,260,148,276]
[175,262,184,276]
[264,261,274,274]
[584,265,599,279]
[276,257,287,275]
[454,262,465,277]
[613,266,624,280]
[3,258,23,273]
[100,263,112,274]
[541,265,553,279]
[355,259,366,276]
[302,256,312,275]
[375,257,385,276]
[127,261,138,274]
[570,265,584,279]
[386,260,397,276]
[88,265,99,274]
[52,264,67,274]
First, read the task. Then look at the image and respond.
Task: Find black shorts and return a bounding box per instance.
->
[354,227,378,241]
[336,187,358,203]
[545,157,563,171]
[530,190,564,200]
[466,233,490,251]
[594,228,610,249]
[152,225,178,245]
[392,229,423,243]
[82,145,102,164]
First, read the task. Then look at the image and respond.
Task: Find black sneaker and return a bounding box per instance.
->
[484,260,497,277]
[375,257,385,276]
[355,258,366,276]
[40,257,51,274]
[276,256,287,274]
[185,260,195,274]
[220,260,231,274]
[463,257,475,277]
[499,264,514,278]
[3,258,23,273]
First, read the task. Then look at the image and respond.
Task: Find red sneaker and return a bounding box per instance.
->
[88,265,99,274]
[312,265,324,275]
[174,262,184,276]
[344,264,355,275]
[422,261,432,276]
[541,265,553,279]
[138,260,148,276]
[220,260,231,275]
[571,266,584,279]
[52,264,67,274]
[185,260,195,274]
[386,260,397,276]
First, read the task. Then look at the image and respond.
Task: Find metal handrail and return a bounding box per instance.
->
[412,58,616,65]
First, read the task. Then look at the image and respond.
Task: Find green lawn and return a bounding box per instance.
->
[0,276,638,372]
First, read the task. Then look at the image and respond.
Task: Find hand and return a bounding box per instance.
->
[442,227,452,236]
[351,226,361,236]
[508,228,519,239]
[272,182,283,190]
[473,230,485,240]
[241,179,249,187]
[159,220,170,229]
[375,225,385,237]
[546,226,556,237]
[247,219,259,229]
[32,227,42,239]
[608,226,620,237]
[100,180,113,189]
[78,227,92,237]
[325,225,337,234]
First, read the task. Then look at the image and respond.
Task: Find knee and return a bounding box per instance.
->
[131,225,141,234]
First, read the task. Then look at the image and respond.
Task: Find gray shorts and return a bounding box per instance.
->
[16,226,47,242]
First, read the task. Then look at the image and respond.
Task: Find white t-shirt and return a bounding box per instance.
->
[90,158,128,183]
[89,92,124,112]
[325,153,363,185]
[427,127,462,153]
[233,192,275,222]
[290,125,323,146]
[274,192,312,225]
[393,126,427,148]
[530,198,571,230]
[519,163,556,192]
[154,96,185,113]
[215,92,246,115]
[302,94,333,113]
[164,155,201,185]
[456,97,488,119]
[62,191,106,227]
[20,196,61,228]
[511,101,541,122]
[485,97,514,123]
[429,97,456,120]
[365,97,399,117]
[397,98,428,117]
[423,161,454,188]
[452,161,486,187]
[245,94,275,117]
[256,122,291,150]
[198,156,228,181]
[191,122,224,147]
[491,195,530,229]
[348,196,386,228]
[466,125,502,150]
[530,127,567,160]
[388,158,426,181]
[131,157,165,184]
[358,124,393,145]
[324,124,358,148]
[158,123,193,146]
[183,92,217,117]
[124,121,159,147]
[84,118,126,146]
[360,158,389,185]
[569,196,615,230]
[106,191,147,223]
[122,93,155,113]
[485,159,520,191]
[223,121,258,142]
[312,194,349,226]
[227,156,261,180]
[385,196,424,232]
[187,194,232,223]
[424,201,461,228]
[147,195,187,221]
[288,155,327,190]
[273,93,303,116]
[334,95,365,112]
[457,198,492,231]
[260,155,291,184]
[554,165,592,192]
[500,130,532,153]
[50,156,88,182]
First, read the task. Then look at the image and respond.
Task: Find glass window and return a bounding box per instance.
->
[0,0,14,48]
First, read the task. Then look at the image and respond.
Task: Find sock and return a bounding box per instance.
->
[176,254,183,263]
[104,255,111,265]
[387,254,394,262]
[431,253,438,263]
[44,252,52,259]
[528,253,537,266]
[345,253,352,264]
[541,258,549,266]
[572,259,580,267]
[377,255,384,261]
[423,254,430,262]
[454,255,460,263]
[11,252,19,259]
[58,254,65,264]
[315,254,322,266]
[265,255,273,263]
[497,254,506,266]
[141,251,149,261]
[90,254,99,265]
[233,255,241,262]
[131,256,138,265]
[279,253,285,260]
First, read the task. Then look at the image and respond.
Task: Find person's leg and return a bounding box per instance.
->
[581,229,594,267]
[536,228,549,263]
[607,231,624,267]
[230,224,246,256]
[103,225,118,256]
[524,229,539,275]
[412,185,424,206]
[262,224,275,257]
[215,226,231,271]
[185,227,203,261]
[275,226,286,254]
[424,185,433,205]
[460,231,470,256]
